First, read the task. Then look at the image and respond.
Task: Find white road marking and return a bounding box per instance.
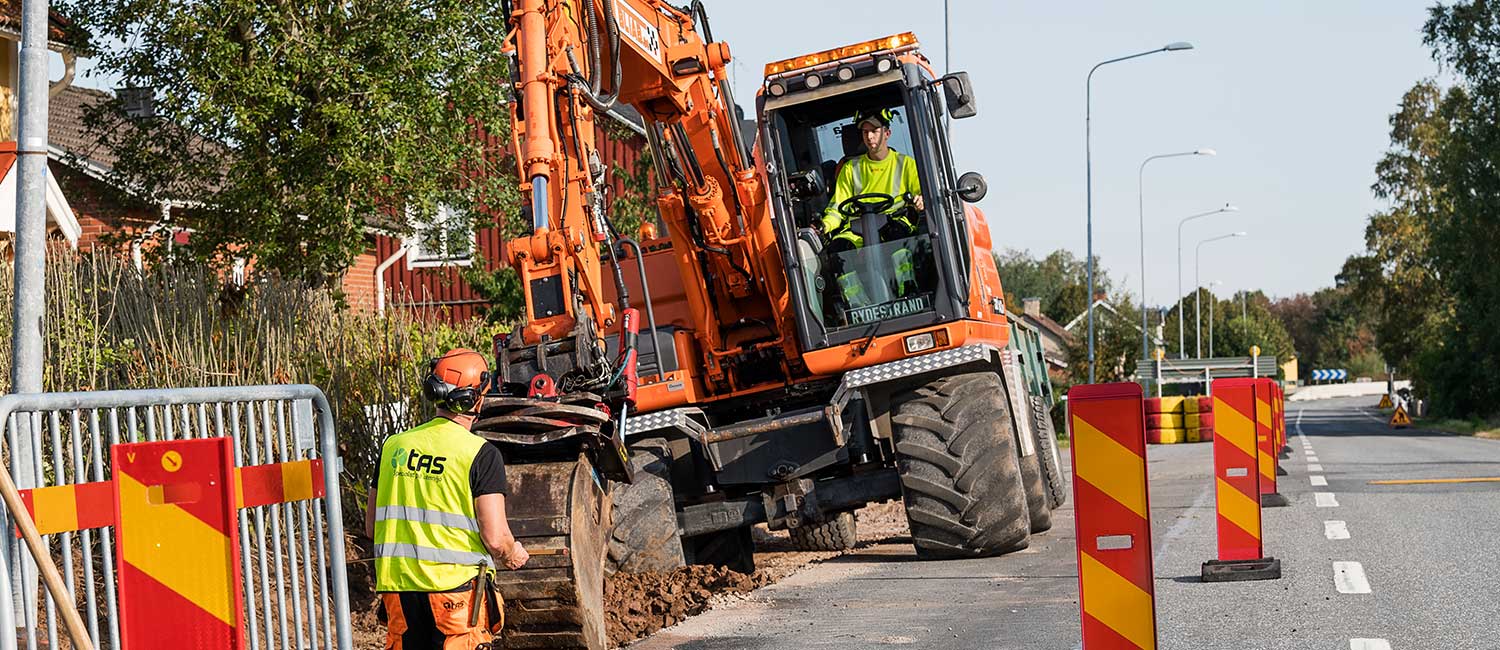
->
[1311,476,1329,487]
[1316,492,1340,507]
[1334,561,1372,594]
[1325,520,1350,540]
[1350,640,1392,650]
[1308,463,1324,472]
[1308,456,1320,463]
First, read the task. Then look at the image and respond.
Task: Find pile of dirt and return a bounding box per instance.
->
[604,565,770,647]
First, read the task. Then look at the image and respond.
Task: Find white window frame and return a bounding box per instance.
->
[404,203,476,268]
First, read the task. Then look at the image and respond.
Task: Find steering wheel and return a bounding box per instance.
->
[837,192,895,219]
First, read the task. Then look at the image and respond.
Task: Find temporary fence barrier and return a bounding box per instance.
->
[0,385,352,650]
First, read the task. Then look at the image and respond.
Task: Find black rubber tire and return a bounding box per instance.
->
[682,525,756,574]
[892,371,1030,559]
[606,439,686,575]
[788,511,858,551]
[1019,453,1053,533]
[1030,395,1068,509]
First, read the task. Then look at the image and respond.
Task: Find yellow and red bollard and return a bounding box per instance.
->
[1069,382,1157,649]
[1202,378,1281,581]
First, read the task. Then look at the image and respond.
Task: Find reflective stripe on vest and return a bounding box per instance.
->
[374,542,492,568]
[373,417,491,592]
[375,505,480,533]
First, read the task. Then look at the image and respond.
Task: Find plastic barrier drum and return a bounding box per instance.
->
[1203,378,1281,582]
[1069,383,1156,649]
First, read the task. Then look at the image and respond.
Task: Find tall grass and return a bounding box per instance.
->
[0,246,495,527]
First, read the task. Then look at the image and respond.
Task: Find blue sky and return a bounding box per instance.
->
[703,0,1440,303]
[68,1,1439,303]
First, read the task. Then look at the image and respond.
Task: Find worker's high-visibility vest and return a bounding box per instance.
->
[374,417,491,592]
[822,150,920,244]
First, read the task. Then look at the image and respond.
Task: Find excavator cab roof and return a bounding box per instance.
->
[762,32,924,99]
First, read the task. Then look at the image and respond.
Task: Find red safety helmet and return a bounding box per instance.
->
[421,348,491,414]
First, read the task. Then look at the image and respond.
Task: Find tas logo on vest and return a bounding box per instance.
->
[392,447,448,476]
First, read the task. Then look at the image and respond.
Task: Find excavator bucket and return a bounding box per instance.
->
[495,455,611,649]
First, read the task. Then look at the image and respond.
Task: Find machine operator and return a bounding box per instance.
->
[817,108,926,310]
[367,348,529,650]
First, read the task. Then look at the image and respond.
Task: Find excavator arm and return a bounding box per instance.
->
[498,0,795,408]
[479,4,795,648]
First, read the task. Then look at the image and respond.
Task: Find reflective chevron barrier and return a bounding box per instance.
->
[1253,378,1288,507]
[1069,382,1157,649]
[1202,378,1281,582]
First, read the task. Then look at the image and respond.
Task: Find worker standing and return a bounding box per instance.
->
[366,348,529,650]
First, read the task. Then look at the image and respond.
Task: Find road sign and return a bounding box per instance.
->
[1390,404,1411,428]
[1310,369,1348,381]
[1068,382,1156,650]
[1378,394,1393,408]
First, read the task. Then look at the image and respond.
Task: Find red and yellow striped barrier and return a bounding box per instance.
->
[15,439,326,648]
[114,438,245,649]
[1069,382,1156,649]
[1202,378,1281,582]
[1253,378,1288,507]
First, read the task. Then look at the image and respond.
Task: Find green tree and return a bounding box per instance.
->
[1061,292,1140,384]
[993,248,1109,321]
[63,0,518,283]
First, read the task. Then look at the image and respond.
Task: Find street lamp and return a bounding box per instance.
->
[1176,204,1237,358]
[1195,232,1246,358]
[1086,40,1195,383]
[1207,280,1224,356]
[1138,148,1215,364]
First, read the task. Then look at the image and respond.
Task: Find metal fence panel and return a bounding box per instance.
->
[0,385,352,650]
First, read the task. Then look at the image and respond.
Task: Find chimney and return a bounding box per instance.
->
[1022,298,1041,318]
[1093,290,1107,302]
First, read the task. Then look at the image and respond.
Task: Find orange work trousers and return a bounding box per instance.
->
[380,586,502,650]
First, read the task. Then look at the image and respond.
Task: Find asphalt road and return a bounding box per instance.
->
[628,396,1500,649]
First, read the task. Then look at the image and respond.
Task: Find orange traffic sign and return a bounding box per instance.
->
[1390,404,1411,428]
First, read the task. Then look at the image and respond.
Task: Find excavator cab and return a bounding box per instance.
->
[760,35,980,350]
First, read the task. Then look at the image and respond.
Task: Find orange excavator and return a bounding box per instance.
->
[477,1,1067,647]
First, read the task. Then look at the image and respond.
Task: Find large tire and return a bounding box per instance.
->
[1030,395,1068,509]
[892,371,1030,559]
[789,511,858,551]
[1019,453,1053,533]
[606,439,686,575]
[682,525,756,574]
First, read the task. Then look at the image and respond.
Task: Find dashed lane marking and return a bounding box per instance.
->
[1334,561,1372,594]
[1324,520,1350,540]
[1351,639,1392,650]
[1308,456,1320,463]
[1311,476,1329,487]
[1308,464,1323,472]
[1315,492,1340,507]
[1369,477,1500,485]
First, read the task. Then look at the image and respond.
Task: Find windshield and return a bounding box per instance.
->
[768,81,940,334]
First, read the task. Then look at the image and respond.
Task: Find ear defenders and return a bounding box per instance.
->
[421,348,492,414]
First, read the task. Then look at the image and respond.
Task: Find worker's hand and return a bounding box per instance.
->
[912,194,925,212]
[503,541,529,570]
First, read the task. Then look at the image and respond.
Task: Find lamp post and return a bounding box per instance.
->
[1207,280,1224,356]
[1138,148,1215,364]
[1195,232,1246,358]
[1177,204,1237,358]
[1086,40,1194,383]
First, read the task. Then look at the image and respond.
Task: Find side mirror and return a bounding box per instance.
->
[940,72,978,119]
[957,171,987,203]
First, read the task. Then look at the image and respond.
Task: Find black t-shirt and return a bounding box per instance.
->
[469,442,508,497]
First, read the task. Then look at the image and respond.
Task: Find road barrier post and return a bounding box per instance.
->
[1203,378,1281,582]
[1253,378,1288,507]
[1068,382,1156,649]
